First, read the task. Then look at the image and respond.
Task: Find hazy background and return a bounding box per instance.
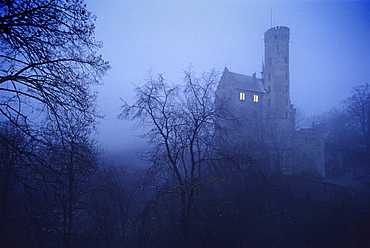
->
[87,0,370,158]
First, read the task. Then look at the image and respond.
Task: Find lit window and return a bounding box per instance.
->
[254,95,259,102]
[240,92,245,100]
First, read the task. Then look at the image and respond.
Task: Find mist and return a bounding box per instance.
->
[87,0,370,154]
[1,0,370,247]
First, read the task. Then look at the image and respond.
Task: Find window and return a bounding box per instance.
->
[268,98,271,106]
[240,92,245,100]
[268,85,271,92]
[286,85,288,93]
[268,73,271,81]
[254,94,259,102]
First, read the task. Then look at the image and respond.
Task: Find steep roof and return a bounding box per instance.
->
[222,68,267,94]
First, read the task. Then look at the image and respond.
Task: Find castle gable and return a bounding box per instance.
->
[222,68,267,94]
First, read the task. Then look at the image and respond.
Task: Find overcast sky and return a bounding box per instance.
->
[87,0,370,153]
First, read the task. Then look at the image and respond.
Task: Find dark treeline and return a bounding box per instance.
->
[0,0,109,247]
[0,121,365,248]
[1,1,370,248]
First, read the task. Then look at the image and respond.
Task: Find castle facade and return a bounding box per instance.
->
[215,26,326,177]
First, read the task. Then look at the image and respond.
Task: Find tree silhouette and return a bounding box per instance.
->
[120,68,223,247]
[0,0,109,138]
[342,83,370,151]
[0,1,108,246]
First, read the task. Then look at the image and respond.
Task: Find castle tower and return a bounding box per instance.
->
[263,26,291,120]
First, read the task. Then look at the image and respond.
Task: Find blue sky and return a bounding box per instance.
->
[87,0,370,153]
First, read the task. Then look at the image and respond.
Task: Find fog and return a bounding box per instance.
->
[2,1,370,246]
[87,0,370,155]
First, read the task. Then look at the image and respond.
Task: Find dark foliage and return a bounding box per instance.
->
[1,1,369,247]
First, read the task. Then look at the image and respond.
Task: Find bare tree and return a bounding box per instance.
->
[0,2,107,245]
[342,83,370,150]
[37,107,99,248]
[120,68,220,247]
[87,164,140,248]
[0,0,109,138]
[0,121,34,244]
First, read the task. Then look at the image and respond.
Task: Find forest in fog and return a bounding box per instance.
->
[1,1,370,248]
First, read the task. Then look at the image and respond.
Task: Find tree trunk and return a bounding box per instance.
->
[180,189,190,248]
[0,164,11,242]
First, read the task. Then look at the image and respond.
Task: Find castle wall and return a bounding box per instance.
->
[215,71,266,157]
[293,124,326,177]
[214,26,327,177]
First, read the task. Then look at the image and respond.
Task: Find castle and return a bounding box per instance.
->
[215,26,326,177]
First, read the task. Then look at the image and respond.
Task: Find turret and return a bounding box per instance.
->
[263,26,290,119]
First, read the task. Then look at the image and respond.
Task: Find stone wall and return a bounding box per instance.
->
[283,175,354,205]
[292,124,326,177]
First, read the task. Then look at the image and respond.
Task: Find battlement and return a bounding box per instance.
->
[264,26,290,42]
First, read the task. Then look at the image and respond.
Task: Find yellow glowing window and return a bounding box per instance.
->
[240,92,245,100]
[254,94,259,102]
